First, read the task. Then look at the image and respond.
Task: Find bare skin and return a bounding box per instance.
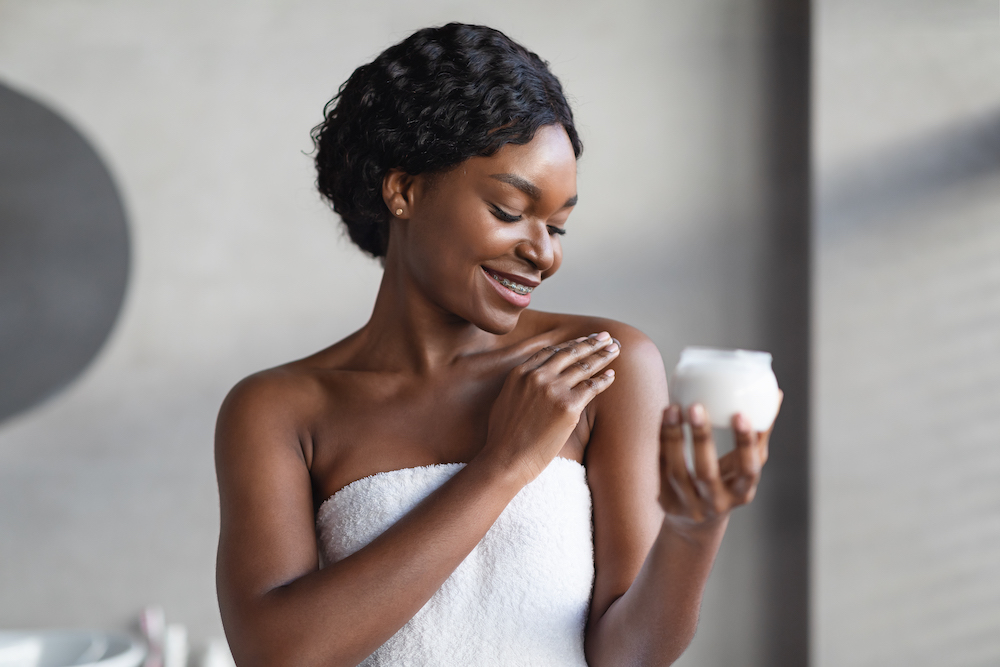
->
[215,124,777,667]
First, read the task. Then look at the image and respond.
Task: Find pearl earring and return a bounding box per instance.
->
[395,208,403,216]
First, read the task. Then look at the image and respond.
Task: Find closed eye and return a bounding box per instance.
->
[489,204,522,223]
[547,226,566,236]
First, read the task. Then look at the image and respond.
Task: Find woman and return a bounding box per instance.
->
[215,23,774,667]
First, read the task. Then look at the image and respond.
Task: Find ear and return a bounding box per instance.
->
[382,168,416,219]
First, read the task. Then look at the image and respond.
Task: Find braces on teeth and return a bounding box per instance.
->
[490,272,533,295]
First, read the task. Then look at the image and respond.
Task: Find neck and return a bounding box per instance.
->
[356,253,501,375]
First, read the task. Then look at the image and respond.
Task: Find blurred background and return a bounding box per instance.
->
[0,1,997,665]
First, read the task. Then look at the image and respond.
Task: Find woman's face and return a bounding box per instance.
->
[390,123,579,335]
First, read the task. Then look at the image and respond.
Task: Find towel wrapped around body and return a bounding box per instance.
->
[315,457,595,666]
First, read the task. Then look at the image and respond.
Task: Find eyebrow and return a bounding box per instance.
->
[489,173,578,208]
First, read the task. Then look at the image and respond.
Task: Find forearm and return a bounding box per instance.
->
[221,455,524,667]
[585,515,729,667]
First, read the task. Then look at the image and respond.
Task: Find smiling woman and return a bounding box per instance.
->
[214,22,775,667]
[374,124,577,332]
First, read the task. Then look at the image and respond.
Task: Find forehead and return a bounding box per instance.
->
[445,124,578,195]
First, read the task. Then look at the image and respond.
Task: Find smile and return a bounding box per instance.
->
[487,271,534,295]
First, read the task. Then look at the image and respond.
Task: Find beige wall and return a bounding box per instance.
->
[0,0,804,663]
[814,1,1000,664]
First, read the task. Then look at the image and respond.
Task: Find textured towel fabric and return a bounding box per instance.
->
[315,457,594,666]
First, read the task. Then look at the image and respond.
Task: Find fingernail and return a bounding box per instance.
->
[735,413,750,432]
[588,333,600,339]
[690,404,706,426]
[606,343,619,353]
[665,405,680,425]
[604,369,615,378]
[596,331,611,341]
[574,337,587,343]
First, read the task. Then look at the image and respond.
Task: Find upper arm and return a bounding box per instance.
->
[214,372,320,633]
[584,323,668,622]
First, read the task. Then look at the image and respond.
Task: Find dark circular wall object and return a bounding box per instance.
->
[0,81,130,424]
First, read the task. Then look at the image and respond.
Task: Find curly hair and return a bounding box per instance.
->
[312,23,583,258]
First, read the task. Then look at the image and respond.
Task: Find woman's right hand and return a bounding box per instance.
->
[481,331,620,484]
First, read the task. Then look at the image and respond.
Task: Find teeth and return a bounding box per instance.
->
[490,272,533,295]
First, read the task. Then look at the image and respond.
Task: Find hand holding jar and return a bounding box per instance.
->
[658,348,782,527]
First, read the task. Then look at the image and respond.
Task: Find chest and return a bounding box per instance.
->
[307,369,588,504]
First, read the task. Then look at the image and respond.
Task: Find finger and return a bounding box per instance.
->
[537,332,613,375]
[660,405,698,512]
[688,404,726,510]
[659,404,684,455]
[657,406,686,514]
[717,448,755,484]
[657,482,684,516]
[728,413,762,503]
[567,368,616,408]
[561,368,616,415]
[520,344,564,370]
[718,430,766,483]
[560,340,620,386]
[718,449,737,480]
[756,431,771,466]
[561,334,620,348]
[731,412,754,449]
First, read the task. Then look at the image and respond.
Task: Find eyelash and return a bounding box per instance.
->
[490,205,567,236]
[489,205,521,223]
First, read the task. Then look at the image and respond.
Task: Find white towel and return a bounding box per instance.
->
[316,457,594,666]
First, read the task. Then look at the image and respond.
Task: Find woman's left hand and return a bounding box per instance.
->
[657,393,781,529]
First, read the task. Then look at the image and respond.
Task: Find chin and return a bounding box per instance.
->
[472,309,522,336]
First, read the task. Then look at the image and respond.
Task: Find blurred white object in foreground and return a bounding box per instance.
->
[669,347,781,431]
[161,626,186,667]
[138,606,164,667]
[0,630,145,667]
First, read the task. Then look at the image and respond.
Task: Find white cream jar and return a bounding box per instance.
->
[668,347,780,431]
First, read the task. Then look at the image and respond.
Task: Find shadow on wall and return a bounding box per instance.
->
[820,108,1000,238]
[0,81,130,424]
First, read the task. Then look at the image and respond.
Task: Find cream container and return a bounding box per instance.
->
[668,347,780,431]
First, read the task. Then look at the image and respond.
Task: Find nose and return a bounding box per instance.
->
[515,221,555,273]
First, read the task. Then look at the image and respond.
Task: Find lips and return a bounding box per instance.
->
[483,268,538,295]
[482,266,537,307]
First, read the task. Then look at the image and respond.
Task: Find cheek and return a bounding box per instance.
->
[408,211,488,280]
[477,225,516,257]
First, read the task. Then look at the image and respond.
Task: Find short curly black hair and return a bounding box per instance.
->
[312,22,583,258]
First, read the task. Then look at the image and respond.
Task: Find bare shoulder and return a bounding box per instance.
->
[524,310,666,386]
[219,364,319,419]
[216,329,364,441]
[579,315,664,377]
[215,360,331,470]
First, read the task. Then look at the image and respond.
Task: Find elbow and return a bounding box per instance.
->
[228,636,297,667]
[228,625,366,667]
[221,588,377,667]
[234,643,353,667]
[584,616,699,667]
